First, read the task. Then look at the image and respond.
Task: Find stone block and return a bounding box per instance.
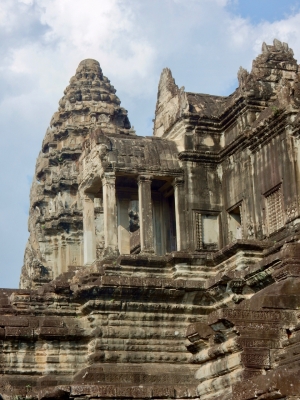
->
[5,327,33,338]
[0,316,28,327]
[41,317,65,327]
[102,276,120,286]
[143,278,162,287]
[92,385,116,397]
[184,280,205,289]
[241,348,270,368]
[131,386,152,398]
[115,386,133,397]
[152,386,174,398]
[173,279,186,289]
[71,385,96,396]
[129,277,144,287]
[186,322,214,342]
[39,327,68,337]
[119,277,131,286]
[174,386,189,398]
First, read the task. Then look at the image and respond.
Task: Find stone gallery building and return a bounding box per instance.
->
[1,39,300,399]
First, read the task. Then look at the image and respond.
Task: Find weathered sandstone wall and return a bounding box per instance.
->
[0,39,300,400]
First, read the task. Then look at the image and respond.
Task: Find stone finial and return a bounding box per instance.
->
[273,38,283,50]
[157,68,178,98]
[154,67,188,137]
[250,39,297,98]
[262,42,269,54]
[272,38,294,54]
[261,39,296,58]
[282,42,289,51]
[237,66,249,89]
[75,59,103,80]
[58,58,124,108]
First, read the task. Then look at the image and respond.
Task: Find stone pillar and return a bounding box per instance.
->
[138,175,154,253]
[102,173,118,256]
[118,198,131,254]
[83,193,96,265]
[174,177,187,251]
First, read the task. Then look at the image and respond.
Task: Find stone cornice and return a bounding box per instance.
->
[178,108,294,163]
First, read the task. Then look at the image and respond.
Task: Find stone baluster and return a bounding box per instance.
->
[174,177,187,251]
[102,172,118,256]
[83,193,96,265]
[138,175,154,253]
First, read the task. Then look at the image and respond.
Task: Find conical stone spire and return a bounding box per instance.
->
[20,60,133,289]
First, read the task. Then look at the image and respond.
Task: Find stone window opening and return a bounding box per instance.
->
[116,177,139,256]
[167,194,177,253]
[227,203,243,242]
[116,176,177,256]
[128,200,139,233]
[194,211,220,251]
[152,179,177,255]
[128,200,140,254]
[265,184,284,235]
[82,174,180,262]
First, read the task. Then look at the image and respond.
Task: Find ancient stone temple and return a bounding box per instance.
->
[2,39,300,399]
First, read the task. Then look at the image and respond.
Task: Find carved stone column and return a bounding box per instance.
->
[174,177,187,251]
[138,175,154,253]
[102,172,118,256]
[118,198,131,254]
[83,193,96,265]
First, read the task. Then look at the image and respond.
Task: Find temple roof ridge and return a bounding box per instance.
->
[262,38,294,55]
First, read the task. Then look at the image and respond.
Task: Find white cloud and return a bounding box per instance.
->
[39,0,132,48]
[253,13,300,53]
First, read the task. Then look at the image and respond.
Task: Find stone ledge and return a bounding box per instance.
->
[65,384,198,399]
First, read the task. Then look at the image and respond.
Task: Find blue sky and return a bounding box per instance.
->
[1,0,300,288]
[227,0,300,23]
